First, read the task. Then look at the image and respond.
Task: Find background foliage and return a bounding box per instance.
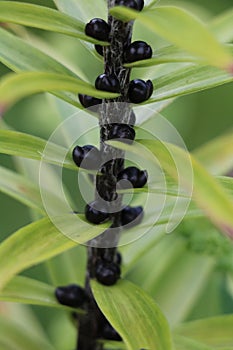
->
[0,0,233,349]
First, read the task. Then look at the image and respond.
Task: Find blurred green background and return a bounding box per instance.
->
[0,0,232,348]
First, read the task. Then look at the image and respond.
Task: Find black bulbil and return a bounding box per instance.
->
[85,18,110,41]
[124,41,152,63]
[95,73,120,93]
[95,260,121,286]
[72,145,101,170]
[128,79,153,103]
[85,201,109,224]
[55,284,88,308]
[118,166,148,188]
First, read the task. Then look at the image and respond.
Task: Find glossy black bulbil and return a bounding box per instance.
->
[78,94,102,108]
[95,260,121,286]
[95,73,120,93]
[72,145,101,170]
[117,166,148,188]
[121,205,143,227]
[85,200,109,224]
[85,18,110,41]
[104,123,135,144]
[95,44,104,56]
[102,323,122,341]
[55,284,88,308]
[115,252,122,266]
[124,41,152,63]
[117,0,144,11]
[128,79,153,103]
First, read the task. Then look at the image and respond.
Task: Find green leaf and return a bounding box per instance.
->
[110,6,233,70]
[0,28,75,76]
[53,0,107,23]
[149,62,233,103]
[92,279,173,350]
[0,216,109,290]
[194,130,233,175]
[0,275,81,311]
[210,8,233,43]
[0,129,77,170]
[0,165,45,213]
[144,251,215,326]
[124,45,200,68]
[0,27,81,107]
[0,71,119,109]
[107,140,233,238]
[0,1,108,45]
[174,315,233,347]
[0,315,55,350]
[173,335,213,350]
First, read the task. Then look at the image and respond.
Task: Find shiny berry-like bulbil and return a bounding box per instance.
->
[78,94,101,108]
[72,145,101,170]
[124,41,152,63]
[128,79,153,104]
[117,0,144,11]
[117,166,148,188]
[95,260,121,286]
[55,284,88,308]
[85,200,109,224]
[102,323,122,341]
[85,18,110,41]
[95,73,120,93]
[121,205,143,227]
[105,123,135,144]
[95,44,104,56]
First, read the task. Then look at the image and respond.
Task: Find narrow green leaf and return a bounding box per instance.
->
[0,276,81,311]
[0,28,75,76]
[174,315,233,347]
[194,130,233,175]
[173,335,214,350]
[124,45,199,68]
[149,62,233,103]
[0,129,77,170]
[126,44,233,69]
[92,279,173,350]
[210,8,233,43]
[53,0,107,23]
[110,6,233,70]
[0,216,109,290]
[107,140,233,238]
[145,251,215,326]
[0,165,45,213]
[0,2,108,45]
[0,71,119,109]
[0,315,55,350]
[0,27,81,107]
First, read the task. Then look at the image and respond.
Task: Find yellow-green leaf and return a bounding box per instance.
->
[0,71,119,109]
[174,315,233,347]
[110,6,233,70]
[0,276,82,311]
[0,216,109,290]
[0,129,76,170]
[107,140,233,238]
[0,1,107,45]
[194,130,233,175]
[92,279,173,350]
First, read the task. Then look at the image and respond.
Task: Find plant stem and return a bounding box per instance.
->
[77,2,133,349]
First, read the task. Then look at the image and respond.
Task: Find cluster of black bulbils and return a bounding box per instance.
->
[55,280,122,341]
[72,144,147,227]
[79,0,153,107]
